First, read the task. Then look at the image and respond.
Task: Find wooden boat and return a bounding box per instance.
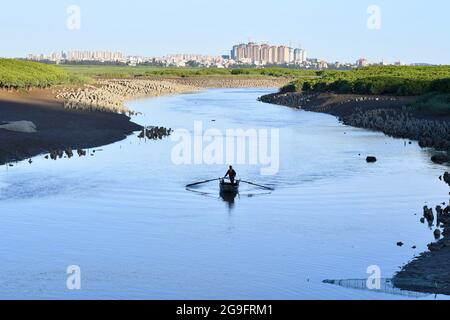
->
[220,179,240,193]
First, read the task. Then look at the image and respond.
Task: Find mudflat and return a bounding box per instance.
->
[0,88,142,164]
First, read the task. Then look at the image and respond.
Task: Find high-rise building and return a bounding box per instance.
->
[289,48,294,64]
[294,48,307,64]
[356,58,369,68]
[260,44,270,64]
[269,46,278,64]
[230,42,305,65]
[277,46,290,64]
[63,50,124,62]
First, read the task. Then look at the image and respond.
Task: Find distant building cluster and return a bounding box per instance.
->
[160,54,228,68]
[231,42,306,65]
[356,58,370,68]
[28,51,126,63]
[26,51,228,68]
[25,46,428,70]
[66,51,124,62]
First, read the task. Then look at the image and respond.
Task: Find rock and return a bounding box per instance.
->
[366,156,377,163]
[397,242,404,247]
[50,150,58,160]
[444,172,450,186]
[420,217,425,223]
[431,154,450,164]
[65,148,74,158]
[423,206,434,223]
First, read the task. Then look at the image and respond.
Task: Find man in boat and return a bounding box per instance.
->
[224,166,237,185]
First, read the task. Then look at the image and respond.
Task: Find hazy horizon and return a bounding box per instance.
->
[1,0,449,64]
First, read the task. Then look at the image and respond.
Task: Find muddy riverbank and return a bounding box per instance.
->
[56,79,200,113]
[0,77,289,165]
[161,76,291,89]
[0,89,142,165]
[56,77,290,113]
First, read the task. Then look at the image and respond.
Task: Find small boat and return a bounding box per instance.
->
[220,178,240,193]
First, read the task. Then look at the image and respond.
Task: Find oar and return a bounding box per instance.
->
[186,178,220,188]
[241,180,274,191]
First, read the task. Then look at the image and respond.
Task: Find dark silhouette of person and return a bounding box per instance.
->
[224,166,237,184]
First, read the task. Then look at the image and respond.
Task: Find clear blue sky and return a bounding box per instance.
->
[0,0,449,64]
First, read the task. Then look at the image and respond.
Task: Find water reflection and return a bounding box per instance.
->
[323,279,430,298]
[138,126,172,140]
[220,191,238,210]
[3,88,450,299]
[186,186,272,212]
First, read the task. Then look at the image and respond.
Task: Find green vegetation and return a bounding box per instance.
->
[282,66,450,96]
[4,60,449,118]
[0,60,316,90]
[60,64,316,79]
[411,93,450,116]
[279,65,450,117]
[0,59,89,89]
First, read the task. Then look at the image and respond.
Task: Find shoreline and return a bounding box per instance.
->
[0,76,289,165]
[260,90,450,296]
[3,77,450,296]
[0,89,142,165]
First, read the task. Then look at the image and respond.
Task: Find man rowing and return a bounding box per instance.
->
[224,166,237,185]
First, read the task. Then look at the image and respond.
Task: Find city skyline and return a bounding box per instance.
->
[0,0,449,65]
[14,40,449,68]
[25,46,436,70]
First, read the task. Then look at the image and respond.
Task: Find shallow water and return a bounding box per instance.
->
[0,88,449,299]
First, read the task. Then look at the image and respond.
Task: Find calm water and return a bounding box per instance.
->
[1,88,449,299]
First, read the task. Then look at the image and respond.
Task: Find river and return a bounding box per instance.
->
[0,88,449,299]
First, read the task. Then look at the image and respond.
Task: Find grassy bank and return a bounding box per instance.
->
[278,66,450,116]
[60,64,317,79]
[0,59,89,89]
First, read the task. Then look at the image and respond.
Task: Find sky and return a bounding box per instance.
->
[0,0,449,64]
